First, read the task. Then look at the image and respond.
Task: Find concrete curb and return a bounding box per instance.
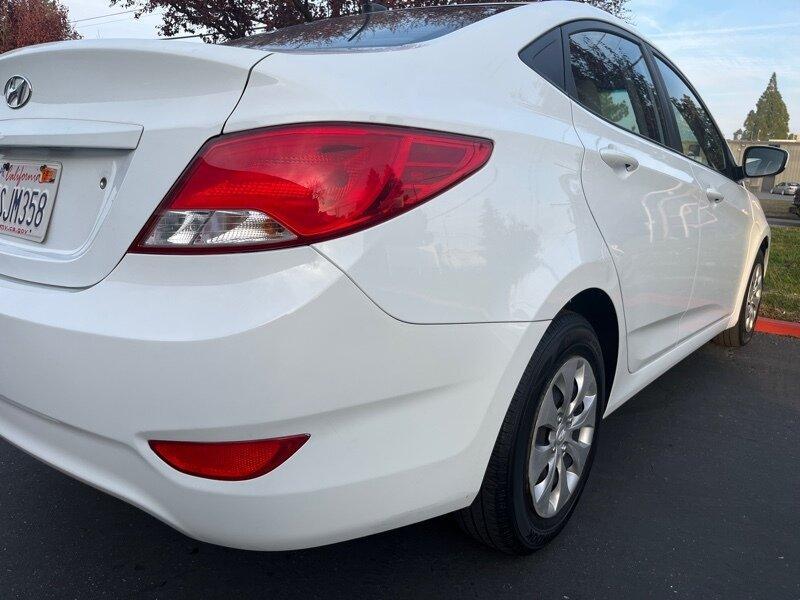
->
[756,317,800,339]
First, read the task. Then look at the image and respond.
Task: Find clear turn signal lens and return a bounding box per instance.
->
[140,209,297,248]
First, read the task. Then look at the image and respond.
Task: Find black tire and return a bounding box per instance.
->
[456,312,605,554]
[713,250,765,348]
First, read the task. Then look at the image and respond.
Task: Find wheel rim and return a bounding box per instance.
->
[528,356,598,519]
[744,263,763,333]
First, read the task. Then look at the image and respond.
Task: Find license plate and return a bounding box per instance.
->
[0,160,62,243]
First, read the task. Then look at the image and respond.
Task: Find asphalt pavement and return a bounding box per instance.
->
[768,217,800,228]
[1,334,798,600]
[759,192,796,202]
[755,192,800,228]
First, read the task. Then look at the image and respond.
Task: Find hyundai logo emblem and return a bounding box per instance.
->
[4,76,32,109]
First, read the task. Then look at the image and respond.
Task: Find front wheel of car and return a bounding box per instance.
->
[457,312,605,554]
[714,250,765,348]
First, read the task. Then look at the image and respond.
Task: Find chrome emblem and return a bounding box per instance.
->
[4,76,32,109]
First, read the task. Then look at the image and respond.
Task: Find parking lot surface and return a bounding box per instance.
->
[759,192,796,201]
[1,334,798,600]
[756,192,800,228]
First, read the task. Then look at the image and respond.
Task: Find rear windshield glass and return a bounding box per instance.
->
[227,4,518,52]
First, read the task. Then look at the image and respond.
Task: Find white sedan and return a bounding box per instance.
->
[0,1,786,554]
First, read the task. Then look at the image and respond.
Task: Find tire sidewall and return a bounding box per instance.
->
[509,317,605,548]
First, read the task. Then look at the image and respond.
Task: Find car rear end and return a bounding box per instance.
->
[0,5,555,549]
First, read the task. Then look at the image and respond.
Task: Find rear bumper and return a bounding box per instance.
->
[0,248,545,550]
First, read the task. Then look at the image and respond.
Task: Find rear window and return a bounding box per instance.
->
[227,4,518,52]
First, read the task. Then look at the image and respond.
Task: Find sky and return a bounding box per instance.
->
[64,0,800,138]
[627,0,800,138]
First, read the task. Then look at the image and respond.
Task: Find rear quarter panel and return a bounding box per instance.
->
[224,2,623,327]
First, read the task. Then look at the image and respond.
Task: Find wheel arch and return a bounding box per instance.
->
[561,288,620,405]
[760,234,770,274]
[726,223,770,331]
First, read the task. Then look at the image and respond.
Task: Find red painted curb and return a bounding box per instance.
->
[755,317,800,339]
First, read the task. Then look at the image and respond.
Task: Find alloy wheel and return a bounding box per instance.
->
[528,356,598,518]
[745,263,764,333]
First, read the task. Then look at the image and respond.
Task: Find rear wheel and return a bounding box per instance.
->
[714,251,765,347]
[457,312,604,554]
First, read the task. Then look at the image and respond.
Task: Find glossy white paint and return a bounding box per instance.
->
[0,1,770,550]
[0,250,546,550]
[0,40,266,287]
[227,3,623,326]
[572,105,705,371]
[0,119,143,150]
[684,163,755,336]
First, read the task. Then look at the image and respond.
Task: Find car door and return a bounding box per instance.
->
[564,22,705,372]
[650,54,753,338]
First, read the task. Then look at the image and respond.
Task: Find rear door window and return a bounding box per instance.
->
[228,5,517,52]
[568,30,665,144]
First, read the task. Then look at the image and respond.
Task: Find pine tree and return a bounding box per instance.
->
[741,73,790,141]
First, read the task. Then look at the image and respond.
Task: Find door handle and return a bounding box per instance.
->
[599,147,639,173]
[706,189,725,204]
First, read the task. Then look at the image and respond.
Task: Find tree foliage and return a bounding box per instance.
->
[740,73,791,141]
[110,0,628,42]
[0,0,80,52]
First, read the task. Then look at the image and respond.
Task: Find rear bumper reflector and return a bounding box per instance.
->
[149,435,310,481]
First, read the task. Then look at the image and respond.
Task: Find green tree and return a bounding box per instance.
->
[740,73,790,141]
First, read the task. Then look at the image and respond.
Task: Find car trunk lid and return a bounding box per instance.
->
[0,40,267,287]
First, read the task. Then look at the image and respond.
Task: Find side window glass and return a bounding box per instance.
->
[654,57,726,172]
[519,28,565,91]
[569,30,664,143]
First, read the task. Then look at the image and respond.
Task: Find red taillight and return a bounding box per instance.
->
[131,123,493,253]
[149,435,309,481]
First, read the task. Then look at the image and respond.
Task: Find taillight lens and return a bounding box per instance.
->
[131,123,492,253]
[149,435,309,481]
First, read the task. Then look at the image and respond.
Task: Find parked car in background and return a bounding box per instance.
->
[0,1,788,555]
[772,181,800,195]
